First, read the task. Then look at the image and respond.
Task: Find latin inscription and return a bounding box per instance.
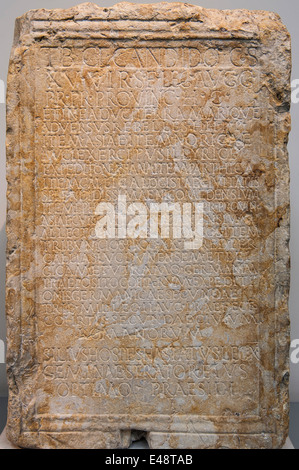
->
[33,42,269,417]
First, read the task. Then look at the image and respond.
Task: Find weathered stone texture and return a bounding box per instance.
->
[6,3,291,448]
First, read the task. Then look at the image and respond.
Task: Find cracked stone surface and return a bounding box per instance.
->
[5,2,291,448]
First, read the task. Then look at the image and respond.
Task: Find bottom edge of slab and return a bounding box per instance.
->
[1,426,289,449]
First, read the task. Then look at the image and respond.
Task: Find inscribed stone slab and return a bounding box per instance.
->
[6,2,291,448]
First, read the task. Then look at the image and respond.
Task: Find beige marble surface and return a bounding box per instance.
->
[5,2,291,448]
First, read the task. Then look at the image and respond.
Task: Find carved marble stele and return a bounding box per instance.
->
[5,2,291,448]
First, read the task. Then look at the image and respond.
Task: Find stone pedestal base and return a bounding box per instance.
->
[0,426,294,449]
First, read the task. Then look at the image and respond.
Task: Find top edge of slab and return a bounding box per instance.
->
[11,2,291,47]
[14,2,289,34]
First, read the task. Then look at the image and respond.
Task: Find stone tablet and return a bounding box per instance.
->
[6,2,291,449]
